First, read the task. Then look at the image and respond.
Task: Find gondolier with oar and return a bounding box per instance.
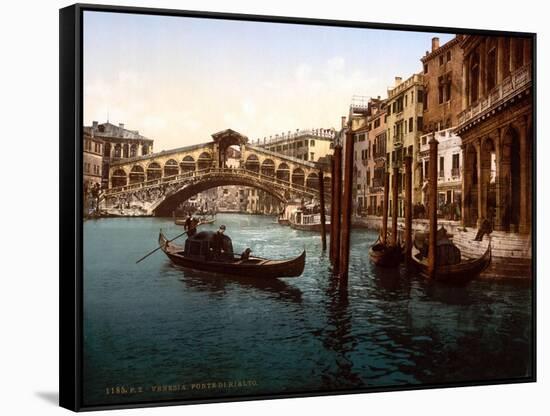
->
[184,213,199,237]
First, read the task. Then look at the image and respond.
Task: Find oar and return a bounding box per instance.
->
[135,222,202,264]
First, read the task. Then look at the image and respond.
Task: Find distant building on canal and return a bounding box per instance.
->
[85,121,154,188]
[419,36,465,217]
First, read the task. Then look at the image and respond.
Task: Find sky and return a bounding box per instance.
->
[83,11,454,152]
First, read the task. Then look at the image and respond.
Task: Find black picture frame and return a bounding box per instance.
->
[60,3,537,411]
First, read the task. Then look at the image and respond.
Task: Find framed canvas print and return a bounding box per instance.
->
[59,3,536,411]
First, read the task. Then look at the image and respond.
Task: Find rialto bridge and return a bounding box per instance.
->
[102,129,332,216]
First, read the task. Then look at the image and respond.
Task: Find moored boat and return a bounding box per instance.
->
[368,235,403,267]
[410,241,491,282]
[289,209,330,232]
[175,215,215,226]
[159,230,305,278]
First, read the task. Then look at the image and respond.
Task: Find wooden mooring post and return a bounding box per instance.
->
[428,134,439,278]
[339,129,354,280]
[318,169,327,251]
[329,157,336,262]
[382,171,390,244]
[391,165,399,246]
[404,155,413,264]
[331,144,343,272]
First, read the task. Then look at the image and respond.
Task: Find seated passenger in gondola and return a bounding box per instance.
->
[240,248,252,261]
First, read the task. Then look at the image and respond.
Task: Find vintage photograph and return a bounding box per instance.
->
[80,8,534,408]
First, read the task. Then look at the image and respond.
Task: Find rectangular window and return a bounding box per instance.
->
[439,55,444,66]
[310,152,314,161]
[452,153,460,169]
[417,90,423,103]
[424,63,428,74]
[439,156,444,175]
[447,50,452,61]
[446,76,452,102]
[417,117,423,132]
[310,140,315,146]
[438,76,444,104]
[487,48,497,91]
[409,117,414,132]
[374,118,380,128]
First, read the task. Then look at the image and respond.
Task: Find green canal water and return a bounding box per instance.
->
[82,213,533,406]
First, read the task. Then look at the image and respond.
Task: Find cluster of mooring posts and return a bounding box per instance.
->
[317,127,445,281]
[321,128,354,282]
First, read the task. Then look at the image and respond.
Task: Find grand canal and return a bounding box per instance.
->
[83,213,533,406]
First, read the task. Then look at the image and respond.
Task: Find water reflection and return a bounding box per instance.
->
[319,275,363,389]
[164,262,303,304]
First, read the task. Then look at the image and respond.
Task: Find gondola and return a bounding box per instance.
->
[158,230,306,279]
[368,235,403,267]
[410,241,491,283]
[174,215,215,226]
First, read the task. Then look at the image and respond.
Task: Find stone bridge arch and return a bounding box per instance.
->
[153,172,289,216]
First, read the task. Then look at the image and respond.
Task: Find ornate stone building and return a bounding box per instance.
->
[455,35,533,233]
[86,121,154,187]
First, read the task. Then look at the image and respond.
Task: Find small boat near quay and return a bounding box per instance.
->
[159,230,306,279]
[288,208,330,232]
[368,235,403,267]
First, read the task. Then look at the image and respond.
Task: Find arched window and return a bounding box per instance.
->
[129,165,145,184]
[245,154,260,172]
[111,168,127,187]
[180,155,195,173]
[292,168,305,187]
[197,152,213,170]
[164,159,179,177]
[276,163,290,182]
[306,172,319,189]
[146,162,162,181]
[130,144,138,158]
[261,159,275,176]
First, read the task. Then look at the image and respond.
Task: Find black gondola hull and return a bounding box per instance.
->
[159,231,305,279]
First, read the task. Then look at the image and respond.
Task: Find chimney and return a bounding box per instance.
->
[341,116,347,129]
[394,76,402,86]
[92,121,98,129]
[431,37,440,52]
[119,123,125,130]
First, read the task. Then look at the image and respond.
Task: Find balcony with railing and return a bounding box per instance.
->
[457,63,532,130]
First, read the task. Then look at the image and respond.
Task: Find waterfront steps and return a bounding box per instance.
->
[452,228,532,279]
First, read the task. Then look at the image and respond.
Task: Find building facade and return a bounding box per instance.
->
[385,74,425,216]
[419,36,465,217]
[455,35,533,234]
[83,127,104,192]
[348,97,387,216]
[257,128,335,163]
[85,121,154,187]
[418,128,463,218]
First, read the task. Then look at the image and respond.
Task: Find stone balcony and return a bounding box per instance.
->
[456,63,532,134]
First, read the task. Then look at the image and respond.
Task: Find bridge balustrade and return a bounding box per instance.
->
[106,166,325,198]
